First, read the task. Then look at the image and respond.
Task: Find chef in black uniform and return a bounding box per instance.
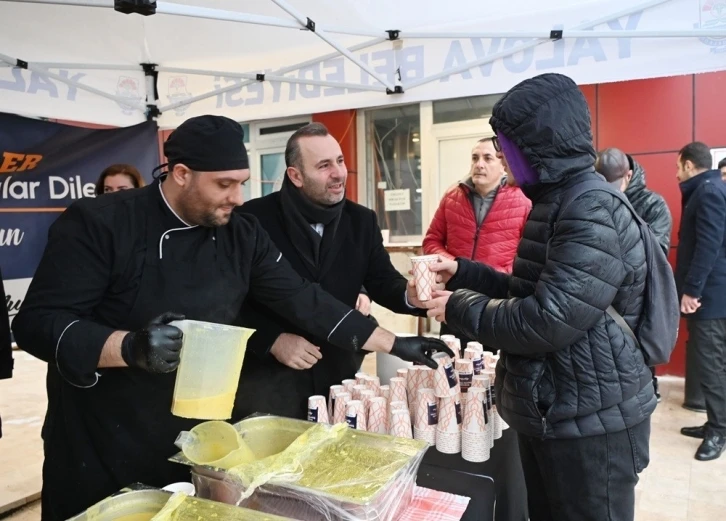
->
[11,115,451,521]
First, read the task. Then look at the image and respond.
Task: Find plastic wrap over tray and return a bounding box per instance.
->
[170,414,429,521]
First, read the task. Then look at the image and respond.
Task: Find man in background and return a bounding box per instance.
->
[675,141,726,461]
[234,123,435,419]
[596,147,673,402]
[0,267,13,438]
[718,157,726,180]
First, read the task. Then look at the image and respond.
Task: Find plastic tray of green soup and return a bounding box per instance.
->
[169,415,430,521]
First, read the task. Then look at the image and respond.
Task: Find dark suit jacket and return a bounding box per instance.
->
[233,192,421,420]
[1,267,14,438]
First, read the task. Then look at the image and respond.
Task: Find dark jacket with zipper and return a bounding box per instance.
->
[444,73,655,439]
[674,169,726,320]
[625,157,673,256]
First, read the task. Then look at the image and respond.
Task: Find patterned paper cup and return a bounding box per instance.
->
[415,388,438,430]
[472,375,490,390]
[396,368,409,381]
[442,336,462,360]
[420,367,435,390]
[406,366,422,411]
[345,400,367,431]
[389,377,407,404]
[389,400,409,429]
[332,392,351,424]
[464,348,484,375]
[410,255,439,301]
[483,353,498,370]
[380,385,391,402]
[462,430,490,462]
[352,384,368,401]
[355,372,368,385]
[390,408,413,439]
[437,396,463,434]
[364,375,381,396]
[367,397,388,434]
[467,341,484,352]
[328,385,344,418]
[307,395,329,424]
[456,359,474,394]
[433,354,459,398]
[463,388,486,433]
[360,390,376,413]
[342,379,356,395]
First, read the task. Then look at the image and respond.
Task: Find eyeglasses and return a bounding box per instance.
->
[492,135,501,152]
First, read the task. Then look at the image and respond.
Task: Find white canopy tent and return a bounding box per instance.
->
[0,0,724,128]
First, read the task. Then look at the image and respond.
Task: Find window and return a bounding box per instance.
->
[366,104,422,241]
[432,94,503,124]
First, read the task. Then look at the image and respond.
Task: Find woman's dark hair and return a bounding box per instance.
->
[95,164,145,195]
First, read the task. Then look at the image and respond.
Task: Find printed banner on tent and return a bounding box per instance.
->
[0,113,159,327]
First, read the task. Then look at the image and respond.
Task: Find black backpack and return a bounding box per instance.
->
[553,180,680,366]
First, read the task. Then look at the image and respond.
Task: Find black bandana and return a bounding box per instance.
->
[162,115,249,172]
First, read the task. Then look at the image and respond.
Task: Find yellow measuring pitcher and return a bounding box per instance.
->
[170,320,255,420]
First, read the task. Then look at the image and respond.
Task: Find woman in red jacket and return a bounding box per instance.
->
[423,137,531,272]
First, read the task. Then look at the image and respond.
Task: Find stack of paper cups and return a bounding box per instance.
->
[380,385,391,403]
[367,397,388,434]
[420,367,435,390]
[406,367,425,418]
[341,379,356,395]
[433,354,460,398]
[490,384,502,440]
[355,372,368,385]
[464,348,484,375]
[332,392,351,424]
[467,341,484,353]
[436,395,462,454]
[472,375,490,390]
[441,335,462,360]
[413,388,437,445]
[328,385,343,419]
[389,400,409,432]
[352,384,368,401]
[390,408,413,438]
[389,377,407,405]
[360,389,376,415]
[462,387,490,462]
[307,395,329,424]
[456,359,474,394]
[345,400,367,430]
[364,375,381,396]
[397,368,409,382]
[482,352,496,370]
[410,254,439,301]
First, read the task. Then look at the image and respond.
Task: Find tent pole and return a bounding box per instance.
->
[403,0,672,90]
[156,37,386,114]
[401,29,726,39]
[0,52,146,112]
[268,0,396,92]
[30,63,143,71]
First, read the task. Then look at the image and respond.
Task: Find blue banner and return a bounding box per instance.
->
[0,112,159,324]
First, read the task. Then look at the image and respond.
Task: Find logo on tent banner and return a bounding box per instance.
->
[697,0,726,53]
[115,76,143,115]
[166,76,193,116]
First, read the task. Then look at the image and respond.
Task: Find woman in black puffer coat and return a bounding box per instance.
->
[426,73,655,521]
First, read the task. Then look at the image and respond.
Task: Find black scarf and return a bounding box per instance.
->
[279,175,345,275]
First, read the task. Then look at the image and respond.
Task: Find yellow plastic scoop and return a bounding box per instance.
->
[181,421,255,469]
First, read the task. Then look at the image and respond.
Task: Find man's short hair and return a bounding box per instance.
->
[478,137,494,145]
[285,123,330,170]
[678,142,712,171]
[595,148,630,183]
[718,157,726,170]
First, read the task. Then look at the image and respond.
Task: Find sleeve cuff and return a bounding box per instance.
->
[683,282,703,299]
[327,310,377,352]
[56,320,115,388]
[247,328,281,359]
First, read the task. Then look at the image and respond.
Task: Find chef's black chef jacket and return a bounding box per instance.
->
[11,179,376,521]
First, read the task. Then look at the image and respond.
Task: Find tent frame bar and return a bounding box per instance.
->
[402,29,726,39]
[156,36,386,113]
[404,0,672,91]
[0,51,147,112]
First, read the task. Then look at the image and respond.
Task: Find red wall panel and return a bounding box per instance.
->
[579,84,598,148]
[695,71,726,147]
[597,76,693,154]
[312,110,358,203]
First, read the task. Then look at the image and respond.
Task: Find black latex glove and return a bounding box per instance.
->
[121,312,185,373]
[390,336,455,370]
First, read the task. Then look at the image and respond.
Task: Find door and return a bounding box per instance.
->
[438,137,481,196]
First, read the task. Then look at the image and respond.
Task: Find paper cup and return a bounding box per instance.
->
[413,425,436,445]
[420,367,435,390]
[332,392,351,424]
[406,366,422,411]
[380,384,391,402]
[360,390,376,413]
[307,395,329,424]
[463,388,487,433]
[364,375,381,396]
[462,430,490,462]
[410,255,439,301]
[355,372,368,385]
[352,384,368,401]
[389,377,407,404]
[342,379,356,394]
[437,396,462,434]
[415,388,438,430]
[345,400,367,431]
[467,341,484,352]
[442,336,462,360]
[472,375,490,389]
[464,348,484,375]
[389,400,409,429]
[328,385,344,418]
[396,368,409,381]
[456,359,474,394]
[367,397,388,434]
[390,408,413,439]
[433,354,459,398]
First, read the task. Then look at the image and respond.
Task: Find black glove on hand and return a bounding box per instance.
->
[390,337,455,370]
[121,312,185,373]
